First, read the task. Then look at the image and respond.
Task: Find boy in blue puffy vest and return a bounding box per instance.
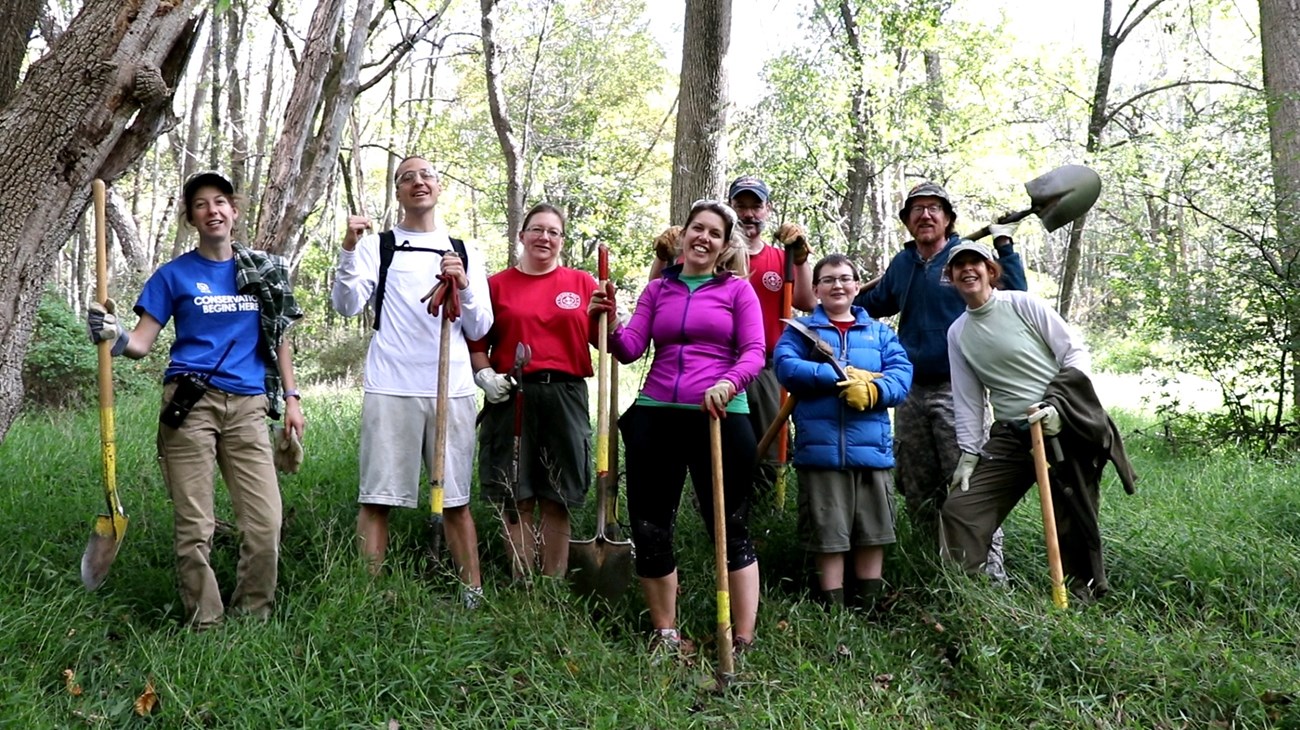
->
[774,254,913,609]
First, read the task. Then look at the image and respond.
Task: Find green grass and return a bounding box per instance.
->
[2,395,1299,728]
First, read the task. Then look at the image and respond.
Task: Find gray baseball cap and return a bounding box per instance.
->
[899,181,956,222]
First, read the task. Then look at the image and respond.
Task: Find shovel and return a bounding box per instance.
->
[504,341,532,577]
[965,164,1102,240]
[569,244,633,602]
[81,179,129,591]
[1028,405,1069,610]
[861,165,1103,291]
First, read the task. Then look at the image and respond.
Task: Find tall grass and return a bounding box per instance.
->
[2,395,1298,728]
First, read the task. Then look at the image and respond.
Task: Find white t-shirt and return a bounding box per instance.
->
[331,225,493,397]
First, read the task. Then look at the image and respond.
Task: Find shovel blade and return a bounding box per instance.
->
[568,538,635,604]
[1025,164,1102,232]
[80,513,128,590]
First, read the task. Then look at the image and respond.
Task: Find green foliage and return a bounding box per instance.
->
[22,291,164,409]
[2,397,1300,727]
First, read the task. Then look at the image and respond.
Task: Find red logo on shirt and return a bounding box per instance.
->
[555,291,582,310]
[761,271,782,292]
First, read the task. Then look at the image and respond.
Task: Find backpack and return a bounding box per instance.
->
[373,230,468,330]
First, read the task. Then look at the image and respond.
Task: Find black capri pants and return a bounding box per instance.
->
[618,404,759,579]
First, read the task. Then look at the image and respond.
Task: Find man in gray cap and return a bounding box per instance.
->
[853,182,1026,580]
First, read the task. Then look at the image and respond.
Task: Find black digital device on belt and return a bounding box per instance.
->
[160,341,237,429]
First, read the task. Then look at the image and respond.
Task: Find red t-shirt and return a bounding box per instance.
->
[746,244,788,355]
[467,266,599,376]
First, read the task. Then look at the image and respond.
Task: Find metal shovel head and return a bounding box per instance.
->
[80,512,128,591]
[568,534,634,605]
[1024,164,1102,232]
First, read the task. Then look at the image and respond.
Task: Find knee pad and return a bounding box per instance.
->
[631,518,675,578]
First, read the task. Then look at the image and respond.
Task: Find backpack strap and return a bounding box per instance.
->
[372,232,470,331]
[373,230,397,331]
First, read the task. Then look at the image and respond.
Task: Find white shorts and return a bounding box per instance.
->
[358,392,477,509]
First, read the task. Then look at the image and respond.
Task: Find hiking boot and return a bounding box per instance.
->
[649,628,697,665]
[984,527,1008,585]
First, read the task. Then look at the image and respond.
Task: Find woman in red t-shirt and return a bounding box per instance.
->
[469,203,599,579]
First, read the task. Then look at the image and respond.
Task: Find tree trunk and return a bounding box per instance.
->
[170,24,215,260]
[480,0,526,263]
[0,0,45,108]
[224,2,250,243]
[670,0,731,224]
[1259,0,1300,422]
[106,185,148,273]
[0,0,202,445]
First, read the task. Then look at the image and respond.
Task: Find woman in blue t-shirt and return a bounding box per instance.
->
[86,171,303,630]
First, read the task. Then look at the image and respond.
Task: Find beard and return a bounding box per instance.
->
[741,217,766,236]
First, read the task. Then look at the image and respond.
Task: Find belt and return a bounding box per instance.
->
[522,370,584,384]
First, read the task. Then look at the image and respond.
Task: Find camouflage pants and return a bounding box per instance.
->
[894,381,1005,581]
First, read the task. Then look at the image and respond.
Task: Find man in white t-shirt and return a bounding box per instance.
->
[331,155,493,606]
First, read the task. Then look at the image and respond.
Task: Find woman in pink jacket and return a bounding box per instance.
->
[590,200,765,660]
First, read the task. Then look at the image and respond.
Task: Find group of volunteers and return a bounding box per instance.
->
[85,155,1133,654]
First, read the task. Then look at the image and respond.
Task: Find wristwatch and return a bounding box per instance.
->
[283,389,301,401]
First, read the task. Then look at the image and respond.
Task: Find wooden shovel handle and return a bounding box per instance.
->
[710,416,734,679]
[1028,410,1068,610]
[757,395,797,458]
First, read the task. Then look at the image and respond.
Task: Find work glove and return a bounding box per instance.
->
[653,225,682,263]
[588,281,617,325]
[950,451,980,492]
[474,369,515,404]
[988,220,1019,243]
[87,299,130,356]
[836,378,878,411]
[702,379,736,419]
[841,366,884,385]
[775,222,812,266]
[1027,403,1062,437]
[270,423,304,474]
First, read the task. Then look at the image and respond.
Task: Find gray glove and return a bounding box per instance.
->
[1028,403,1062,436]
[950,451,980,492]
[474,369,515,404]
[87,299,130,356]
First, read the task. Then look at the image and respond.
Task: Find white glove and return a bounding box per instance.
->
[988,221,1019,242]
[473,369,515,404]
[1027,403,1062,436]
[86,299,130,356]
[949,451,980,492]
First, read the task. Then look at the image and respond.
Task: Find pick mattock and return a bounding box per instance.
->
[710,416,735,686]
[1028,405,1069,609]
[81,179,130,591]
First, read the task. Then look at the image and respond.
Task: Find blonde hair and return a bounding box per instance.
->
[685,200,749,277]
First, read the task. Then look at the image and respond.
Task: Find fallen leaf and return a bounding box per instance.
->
[836,644,852,658]
[565,660,580,676]
[1261,691,1295,705]
[66,628,76,637]
[134,677,159,717]
[873,673,894,690]
[62,669,83,696]
[777,620,790,632]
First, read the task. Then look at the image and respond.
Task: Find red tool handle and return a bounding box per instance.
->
[598,244,609,281]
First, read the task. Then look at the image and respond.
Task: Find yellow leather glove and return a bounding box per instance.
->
[775,222,812,266]
[843,366,883,385]
[836,379,879,411]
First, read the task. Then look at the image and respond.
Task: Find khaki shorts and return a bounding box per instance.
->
[358,392,476,509]
[797,468,896,553]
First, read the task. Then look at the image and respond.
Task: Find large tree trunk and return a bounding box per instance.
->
[1259,0,1300,422]
[669,0,731,224]
[0,0,202,445]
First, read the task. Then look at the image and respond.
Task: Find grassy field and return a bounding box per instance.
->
[2,388,1299,728]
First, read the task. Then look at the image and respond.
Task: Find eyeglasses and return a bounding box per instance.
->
[524,225,563,239]
[395,168,438,186]
[816,275,857,287]
[908,203,945,217]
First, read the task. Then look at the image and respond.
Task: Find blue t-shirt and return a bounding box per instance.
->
[135,251,266,395]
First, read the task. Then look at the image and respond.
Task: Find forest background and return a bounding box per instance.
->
[0,0,1295,453]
